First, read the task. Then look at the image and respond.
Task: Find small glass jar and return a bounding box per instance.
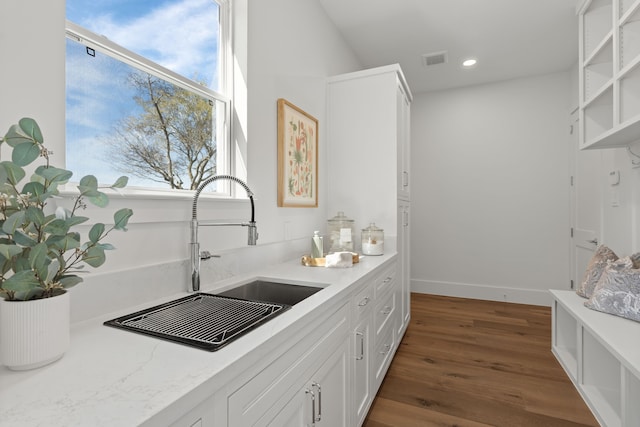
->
[361,223,384,255]
[327,211,355,253]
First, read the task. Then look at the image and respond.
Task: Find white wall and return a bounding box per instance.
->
[599,147,640,255]
[246,0,361,244]
[0,0,360,322]
[411,72,572,305]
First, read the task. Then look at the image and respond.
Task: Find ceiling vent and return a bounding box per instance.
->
[421,51,448,67]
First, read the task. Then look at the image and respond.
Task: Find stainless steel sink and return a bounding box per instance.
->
[216,280,323,306]
[104,293,289,351]
[104,281,323,351]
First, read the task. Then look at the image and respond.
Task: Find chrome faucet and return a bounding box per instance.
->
[190,175,258,292]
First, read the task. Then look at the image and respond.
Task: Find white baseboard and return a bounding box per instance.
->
[411,279,554,307]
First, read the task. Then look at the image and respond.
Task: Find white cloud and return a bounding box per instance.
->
[79,0,219,85]
[66,46,125,131]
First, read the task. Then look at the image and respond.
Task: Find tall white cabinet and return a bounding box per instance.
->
[327,63,411,335]
[327,64,412,426]
[579,0,640,148]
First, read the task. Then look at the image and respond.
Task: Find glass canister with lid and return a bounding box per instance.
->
[361,223,384,255]
[327,211,355,253]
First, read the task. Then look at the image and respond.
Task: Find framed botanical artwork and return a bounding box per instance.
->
[277,98,318,207]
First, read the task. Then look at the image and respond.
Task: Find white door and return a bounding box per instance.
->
[570,110,602,289]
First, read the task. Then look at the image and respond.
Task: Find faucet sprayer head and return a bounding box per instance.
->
[248,221,258,245]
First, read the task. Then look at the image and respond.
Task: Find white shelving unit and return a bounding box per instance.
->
[579,0,640,149]
[551,290,640,426]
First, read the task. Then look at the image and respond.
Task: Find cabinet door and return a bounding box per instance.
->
[228,305,348,426]
[264,391,306,427]
[313,338,349,427]
[260,337,349,427]
[327,66,402,235]
[397,201,411,338]
[373,319,396,390]
[397,78,411,200]
[353,316,371,427]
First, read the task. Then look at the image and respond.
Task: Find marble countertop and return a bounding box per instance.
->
[0,253,396,427]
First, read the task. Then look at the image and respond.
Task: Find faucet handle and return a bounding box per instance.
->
[200,251,220,260]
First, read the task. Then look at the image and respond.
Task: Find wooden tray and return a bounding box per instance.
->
[301,252,359,267]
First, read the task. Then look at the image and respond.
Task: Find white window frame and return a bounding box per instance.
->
[64,0,237,199]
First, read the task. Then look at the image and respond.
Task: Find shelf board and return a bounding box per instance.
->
[553,347,578,381]
[582,79,613,107]
[584,31,613,66]
[579,0,593,15]
[619,49,640,78]
[581,385,622,427]
[620,0,640,26]
[583,115,640,149]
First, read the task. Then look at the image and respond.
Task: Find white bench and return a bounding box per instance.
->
[551,290,640,427]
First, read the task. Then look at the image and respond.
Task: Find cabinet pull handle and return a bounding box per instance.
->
[356,331,365,360]
[403,171,409,187]
[403,211,409,227]
[383,276,392,284]
[358,297,370,307]
[312,382,322,422]
[305,388,316,427]
[382,306,392,315]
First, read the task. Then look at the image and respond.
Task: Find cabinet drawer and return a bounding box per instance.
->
[374,290,396,338]
[373,322,395,388]
[373,264,396,300]
[228,304,349,426]
[352,282,373,321]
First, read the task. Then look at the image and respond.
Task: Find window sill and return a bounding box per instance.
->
[56,185,252,225]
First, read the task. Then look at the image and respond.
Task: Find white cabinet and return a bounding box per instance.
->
[397,201,410,337]
[227,304,349,427]
[327,62,412,346]
[397,76,411,200]
[578,0,640,148]
[351,282,373,427]
[371,265,397,391]
[328,65,411,426]
[349,261,399,426]
[551,290,640,427]
[171,261,402,427]
[327,63,413,232]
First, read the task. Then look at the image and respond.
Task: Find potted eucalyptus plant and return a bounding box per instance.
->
[0,117,133,370]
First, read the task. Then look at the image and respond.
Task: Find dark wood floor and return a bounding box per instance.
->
[363,293,599,427]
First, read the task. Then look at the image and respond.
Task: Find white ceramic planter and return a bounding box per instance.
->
[0,291,70,371]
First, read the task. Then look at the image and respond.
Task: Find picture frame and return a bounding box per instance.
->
[277,98,318,207]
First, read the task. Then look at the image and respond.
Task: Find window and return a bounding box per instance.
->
[65,0,230,192]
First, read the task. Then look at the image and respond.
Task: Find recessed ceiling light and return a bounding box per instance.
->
[462,58,477,68]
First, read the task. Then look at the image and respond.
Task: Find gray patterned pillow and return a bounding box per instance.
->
[630,252,640,268]
[576,245,618,299]
[585,261,640,323]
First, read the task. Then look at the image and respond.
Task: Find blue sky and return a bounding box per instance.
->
[65,0,219,188]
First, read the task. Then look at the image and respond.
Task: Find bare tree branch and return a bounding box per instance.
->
[104,72,217,189]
